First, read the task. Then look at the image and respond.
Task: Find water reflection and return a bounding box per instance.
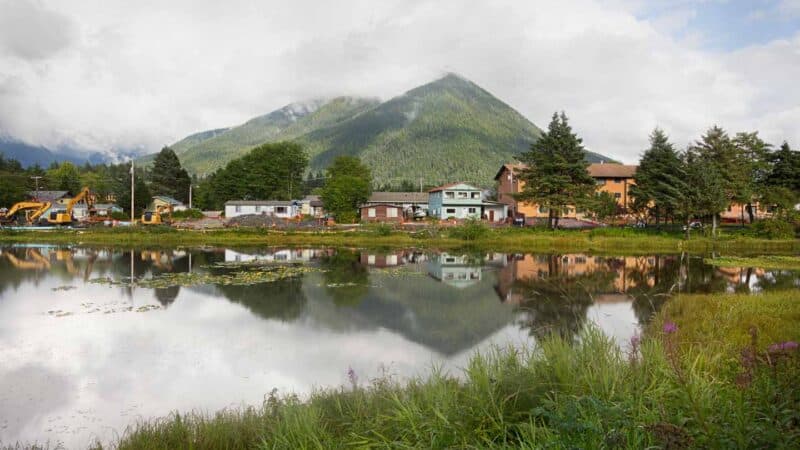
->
[1,244,798,447]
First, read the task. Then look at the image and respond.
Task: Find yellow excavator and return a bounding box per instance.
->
[3,248,52,270]
[0,201,52,225]
[141,204,173,225]
[43,187,92,226]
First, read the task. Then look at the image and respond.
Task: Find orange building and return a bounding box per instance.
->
[494,163,637,220]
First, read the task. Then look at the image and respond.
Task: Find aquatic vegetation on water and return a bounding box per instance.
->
[704,255,800,270]
[89,266,321,288]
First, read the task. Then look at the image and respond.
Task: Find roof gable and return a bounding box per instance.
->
[429,182,481,193]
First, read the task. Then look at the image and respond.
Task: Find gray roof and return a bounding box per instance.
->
[153,195,185,205]
[27,190,69,202]
[225,200,294,206]
[367,192,429,204]
[302,195,324,207]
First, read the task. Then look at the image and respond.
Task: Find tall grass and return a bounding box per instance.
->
[111,315,800,449]
[0,226,797,255]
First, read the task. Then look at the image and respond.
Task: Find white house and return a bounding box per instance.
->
[224,200,300,219]
[428,182,507,222]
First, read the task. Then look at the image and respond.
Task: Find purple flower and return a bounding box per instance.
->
[347,366,358,386]
[663,321,678,334]
[630,334,641,348]
[768,341,799,353]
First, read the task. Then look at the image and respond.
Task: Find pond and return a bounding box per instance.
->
[0,245,797,447]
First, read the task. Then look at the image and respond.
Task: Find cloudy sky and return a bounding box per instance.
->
[0,0,798,163]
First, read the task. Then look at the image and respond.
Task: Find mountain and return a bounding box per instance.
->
[174,97,380,175]
[0,137,83,167]
[168,74,615,186]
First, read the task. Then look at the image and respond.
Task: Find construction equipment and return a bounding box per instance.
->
[44,187,92,225]
[3,248,52,270]
[141,204,173,225]
[0,201,52,225]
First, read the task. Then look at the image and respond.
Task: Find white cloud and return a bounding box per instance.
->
[0,0,798,163]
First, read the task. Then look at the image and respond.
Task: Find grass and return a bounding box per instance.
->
[0,225,797,255]
[703,255,800,270]
[99,290,800,450]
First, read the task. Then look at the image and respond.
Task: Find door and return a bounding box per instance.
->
[489,210,494,222]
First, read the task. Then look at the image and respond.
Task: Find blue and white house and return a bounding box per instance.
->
[428,182,507,222]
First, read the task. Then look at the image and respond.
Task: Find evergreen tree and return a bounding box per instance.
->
[762,141,800,216]
[115,167,151,215]
[629,128,687,225]
[515,112,595,229]
[681,149,727,238]
[320,156,372,223]
[687,126,740,236]
[765,142,800,193]
[733,132,772,223]
[150,147,191,202]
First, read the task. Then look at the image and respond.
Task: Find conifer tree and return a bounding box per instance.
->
[150,146,192,203]
[687,126,740,236]
[629,128,687,226]
[515,112,595,229]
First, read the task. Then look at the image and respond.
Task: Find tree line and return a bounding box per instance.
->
[0,146,192,214]
[516,112,800,234]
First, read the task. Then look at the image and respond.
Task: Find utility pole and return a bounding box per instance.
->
[130,160,135,224]
[30,176,43,200]
[189,184,193,209]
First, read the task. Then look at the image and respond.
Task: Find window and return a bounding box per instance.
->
[446,208,456,215]
[471,192,480,199]
[539,205,548,213]
[727,205,733,212]
[445,191,455,199]
[614,179,621,184]
[614,193,621,199]
[458,191,468,198]
[386,255,398,265]
[368,208,376,217]
[596,178,606,185]
[276,206,287,214]
[235,205,241,213]
[255,205,261,212]
[367,255,376,264]
[387,207,397,218]
[467,207,477,214]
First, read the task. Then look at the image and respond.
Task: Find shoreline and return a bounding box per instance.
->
[0,227,797,255]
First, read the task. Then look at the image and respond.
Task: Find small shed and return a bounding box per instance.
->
[360,203,404,223]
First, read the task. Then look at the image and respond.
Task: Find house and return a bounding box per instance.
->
[360,203,404,222]
[26,190,94,220]
[299,195,325,217]
[494,163,637,220]
[224,200,300,219]
[428,182,507,222]
[93,203,123,217]
[365,192,428,217]
[27,190,70,203]
[151,195,187,212]
[426,253,483,288]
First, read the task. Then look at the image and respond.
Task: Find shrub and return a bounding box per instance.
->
[448,218,489,241]
[110,211,129,221]
[750,219,794,240]
[172,208,205,220]
[365,223,393,236]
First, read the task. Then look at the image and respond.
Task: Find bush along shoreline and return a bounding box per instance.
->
[100,290,800,450]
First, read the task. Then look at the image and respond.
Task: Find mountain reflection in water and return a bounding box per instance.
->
[0,245,797,447]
